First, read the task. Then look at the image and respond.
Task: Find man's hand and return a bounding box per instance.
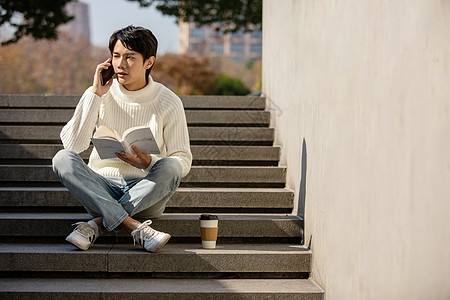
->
[116,144,152,169]
[92,58,113,97]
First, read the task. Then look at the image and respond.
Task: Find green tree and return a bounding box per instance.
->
[0,0,74,45]
[213,73,251,95]
[0,0,261,45]
[211,57,261,94]
[129,0,262,33]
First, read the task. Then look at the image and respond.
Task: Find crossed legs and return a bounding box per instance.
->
[52,149,182,251]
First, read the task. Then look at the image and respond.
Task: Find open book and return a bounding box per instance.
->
[91,125,160,159]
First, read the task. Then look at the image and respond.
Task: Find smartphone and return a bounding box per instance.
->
[100,63,115,85]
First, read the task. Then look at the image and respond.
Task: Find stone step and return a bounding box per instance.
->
[0,187,294,211]
[0,126,274,145]
[0,213,303,239]
[0,144,280,165]
[0,278,324,299]
[0,165,286,188]
[0,95,266,110]
[0,95,317,296]
[0,243,310,274]
[0,109,270,126]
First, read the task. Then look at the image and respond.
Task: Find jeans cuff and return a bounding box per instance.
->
[105,212,129,232]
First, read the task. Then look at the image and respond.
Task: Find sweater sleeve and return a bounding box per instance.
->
[153,96,192,178]
[60,88,103,153]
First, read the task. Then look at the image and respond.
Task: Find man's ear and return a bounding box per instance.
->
[146,56,156,69]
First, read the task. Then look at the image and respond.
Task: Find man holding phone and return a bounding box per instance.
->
[52,26,192,252]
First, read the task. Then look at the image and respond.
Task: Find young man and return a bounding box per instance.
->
[52,26,192,252]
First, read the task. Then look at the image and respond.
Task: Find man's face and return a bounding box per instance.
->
[112,40,154,91]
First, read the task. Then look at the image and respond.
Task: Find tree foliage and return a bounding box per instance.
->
[153,54,254,95]
[153,54,217,95]
[0,34,108,94]
[214,73,251,95]
[0,0,74,45]
[0,37,252,95]
[0,0,262,45]
[128,0,262,32]
[211,57,261,93]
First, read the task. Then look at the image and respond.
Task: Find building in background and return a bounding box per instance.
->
[180,21,262,62]
[59,1,91,43]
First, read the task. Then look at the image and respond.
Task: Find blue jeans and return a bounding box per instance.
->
[52,149,182,231]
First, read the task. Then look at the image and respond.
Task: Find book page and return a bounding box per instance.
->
[122,126,160,154]
[93,125,122,141]
[91,138,124,159]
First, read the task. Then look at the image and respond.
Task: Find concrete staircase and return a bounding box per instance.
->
[0,95,323,299]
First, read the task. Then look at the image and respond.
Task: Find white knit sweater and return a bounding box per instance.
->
[60,76,192,178]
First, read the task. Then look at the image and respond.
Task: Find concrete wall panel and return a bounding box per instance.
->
[262,0,450,299]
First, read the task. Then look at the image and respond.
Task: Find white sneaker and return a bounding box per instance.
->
[66,221,99,250]
[131,220,171,253]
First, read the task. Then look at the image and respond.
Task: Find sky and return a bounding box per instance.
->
[81,0,180,54]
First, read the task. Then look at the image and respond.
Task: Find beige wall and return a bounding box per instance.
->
[262,0,450,299]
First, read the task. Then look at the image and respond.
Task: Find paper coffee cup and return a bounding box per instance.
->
[199,214,219,249]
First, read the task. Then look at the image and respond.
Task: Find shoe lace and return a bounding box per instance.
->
[72,222,95,238]
[131,220,156,246]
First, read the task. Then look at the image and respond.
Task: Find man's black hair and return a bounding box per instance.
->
[109,25,158,82]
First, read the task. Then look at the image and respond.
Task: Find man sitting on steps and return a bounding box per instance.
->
[52,25,192,253]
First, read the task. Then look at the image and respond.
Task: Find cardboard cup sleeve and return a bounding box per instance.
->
[199,214,219,249]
